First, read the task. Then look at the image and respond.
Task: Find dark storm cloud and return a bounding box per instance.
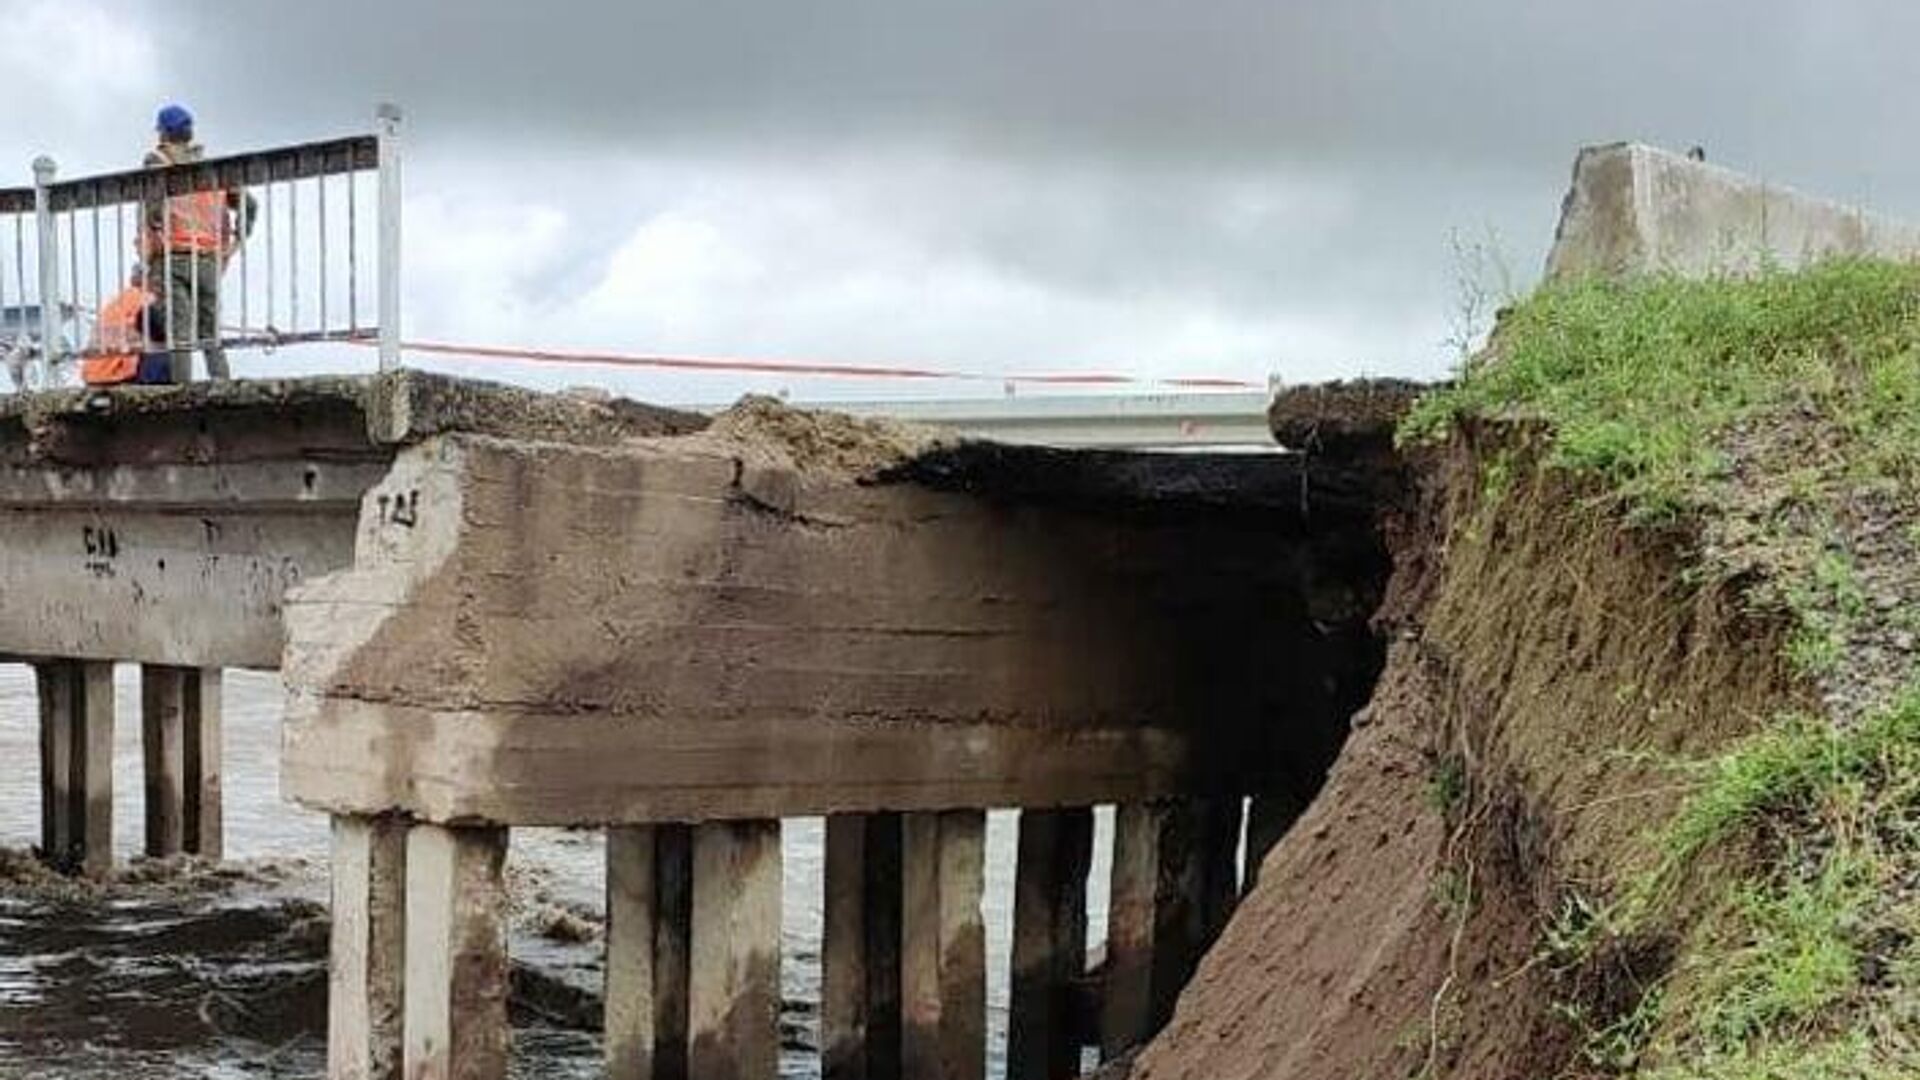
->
[151,1,1920,189]
[56,0,1920,388]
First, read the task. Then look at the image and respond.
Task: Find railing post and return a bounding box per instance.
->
[31,156,58,389]
[375,103,402,373]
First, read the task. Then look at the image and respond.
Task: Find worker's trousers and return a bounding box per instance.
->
[149,253,230,382]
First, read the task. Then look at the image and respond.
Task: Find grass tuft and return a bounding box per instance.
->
[1401,258,1920,522]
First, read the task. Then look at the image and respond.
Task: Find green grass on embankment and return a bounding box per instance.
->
[1402,260,1920,1078]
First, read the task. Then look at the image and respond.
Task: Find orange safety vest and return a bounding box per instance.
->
[143,189,228,258]
[81,286,152,385]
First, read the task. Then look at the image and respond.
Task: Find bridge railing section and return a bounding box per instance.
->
[0,105,401,390]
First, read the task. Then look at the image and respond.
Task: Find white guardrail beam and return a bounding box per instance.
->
[795,390,1280,451]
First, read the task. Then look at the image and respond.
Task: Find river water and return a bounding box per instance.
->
[0,666,1117,1079]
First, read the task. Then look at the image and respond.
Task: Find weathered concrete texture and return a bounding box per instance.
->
[606,826,659,1080]
[604,823,697,1080]
[1007,807,1093,1080]
[0,372,702,670]
[404,824,511,1080]
[182,667,223,858]
[901,811,986,1080]
[687,820,783,1080]
[329,814,407,1080]
[1101,803,1163,1059]
[0,504,357,669]
[37,659,115,874]
[1545,142,1920,280]
[283,427,1391,825]
[1100,800,1240,1061]
[822,813,904,1080]
[141,665,188,857]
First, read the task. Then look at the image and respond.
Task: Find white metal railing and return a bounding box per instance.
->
[815,389,1281,450]
[0,105,401,391]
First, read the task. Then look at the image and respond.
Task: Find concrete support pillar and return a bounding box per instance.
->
[1007,807,1093,1080]
[1153,798,1242,1001]
[141,666,187,858]
[1099,799,1242,1060]
[606,824,695,1080]
[36,665,74,865]
[404,823,511,1080]
[36,660,115,875]
[900,810,985,1080]
[607,826,658,1080]
[183,668,223,859]
[142,666,225,860]
[823,812,903,1080]
[1100,802,1162,1059]
[687,819,782,1080]
[329,814,408,1080]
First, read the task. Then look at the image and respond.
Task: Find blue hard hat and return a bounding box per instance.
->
[156,104,194,137]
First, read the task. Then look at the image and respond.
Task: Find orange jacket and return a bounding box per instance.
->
[81,286,152,385]
[141,189,228,259]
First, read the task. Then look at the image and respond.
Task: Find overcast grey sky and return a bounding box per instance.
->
[4,0,1915,401]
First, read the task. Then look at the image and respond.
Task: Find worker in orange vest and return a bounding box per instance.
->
[81,267,168,386]
[141,104,256,383]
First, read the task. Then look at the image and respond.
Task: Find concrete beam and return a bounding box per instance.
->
[0,490,360,669]
[0,372,702,670]
[1546,142,1920,281]
[284,433,1368,824]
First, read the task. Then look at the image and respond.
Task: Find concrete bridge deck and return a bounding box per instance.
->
[0,373,1408,1080]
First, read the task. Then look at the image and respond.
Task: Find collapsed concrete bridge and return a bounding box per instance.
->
[0,371,1409,1080]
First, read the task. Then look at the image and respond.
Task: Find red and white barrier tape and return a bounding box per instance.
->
[339,337,1263,390]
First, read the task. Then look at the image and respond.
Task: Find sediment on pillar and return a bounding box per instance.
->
[329,814,407,1080]
[142,666,188,858]
[823,812,903,1080]
[687,819,782,1080]
[183,668,223,859]
[38,661,116,876]
[900,809,985,1080]
[404,823,511,1080]
[1007,807,1093,1080]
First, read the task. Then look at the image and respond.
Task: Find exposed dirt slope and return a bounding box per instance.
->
[1133,432,1803,1080]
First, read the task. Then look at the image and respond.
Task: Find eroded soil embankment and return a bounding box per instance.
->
[1131,425,1803,1080]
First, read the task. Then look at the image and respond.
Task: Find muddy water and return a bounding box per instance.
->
[0,667,1115,1079]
